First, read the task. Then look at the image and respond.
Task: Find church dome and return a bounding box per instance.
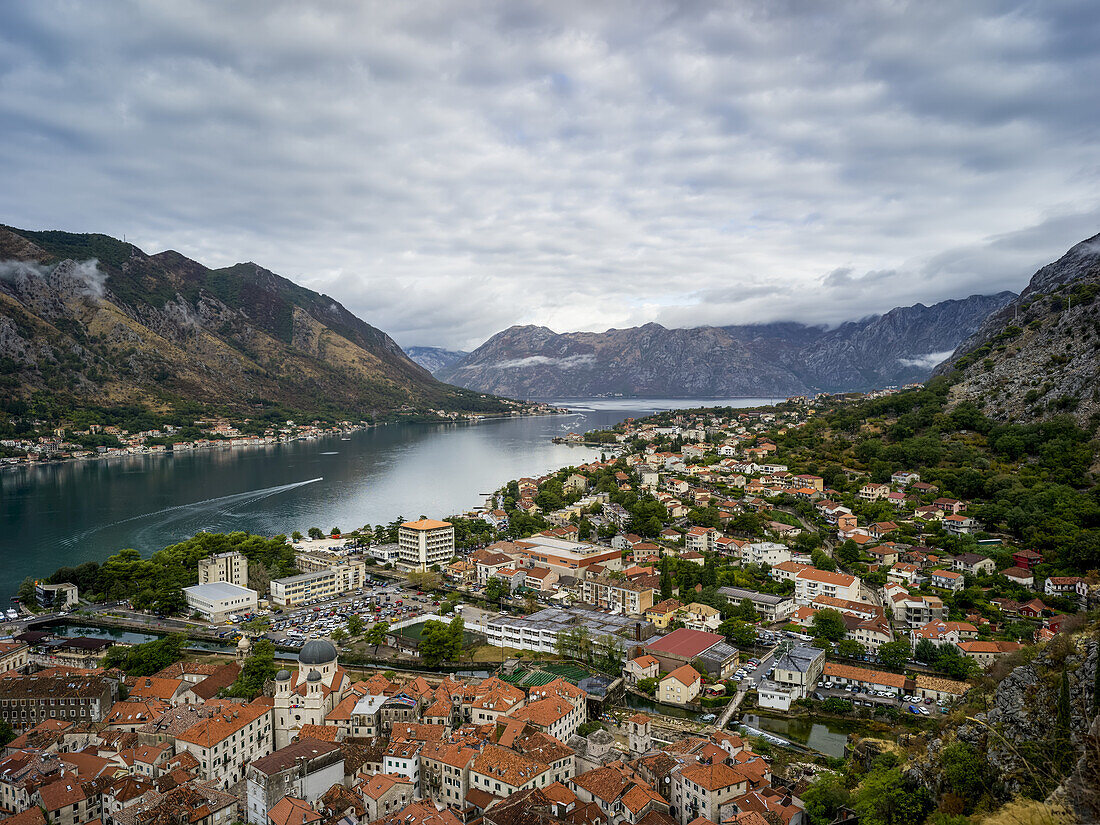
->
[275,669,291,681]
[298,638,338,666]
[237,635,251,649]
[306,669,322,682]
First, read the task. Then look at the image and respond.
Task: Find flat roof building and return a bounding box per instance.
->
[398,519,455,571]
[182,581,258,622]
[486,606,652,654]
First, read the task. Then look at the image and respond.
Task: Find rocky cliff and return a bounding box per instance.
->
[0,226,508,418]
[939,232,1100,431]
[436,293,1014,398]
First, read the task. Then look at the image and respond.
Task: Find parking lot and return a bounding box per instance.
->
[814,684,948,716]
[210,578,448,648]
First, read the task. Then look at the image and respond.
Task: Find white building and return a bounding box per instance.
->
[398,519,455,570]
[793,568,861,605]
[182,581,258,622]
[269,559,367,607]
[740,542,793,568]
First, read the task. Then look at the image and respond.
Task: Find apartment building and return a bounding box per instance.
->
[398,519,456,570]
[581,574,657,616]
[269,558,366,607]
[198,551,249,587]
[717,586,794,623]
[673,762,750,825]
[739,541,792,567]
[470,744,551,797]
[245,738,343,824]
[174,700,273,789]
[0,674,113,731]
[659,665,701,705]
[793,568,861,605]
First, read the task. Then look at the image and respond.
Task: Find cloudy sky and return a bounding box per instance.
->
[2,1,1099,350]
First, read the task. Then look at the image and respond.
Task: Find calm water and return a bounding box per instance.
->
[741,712,864,758]
[0,397,775,601]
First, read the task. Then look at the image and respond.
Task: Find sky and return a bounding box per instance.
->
[2,1,1099,351]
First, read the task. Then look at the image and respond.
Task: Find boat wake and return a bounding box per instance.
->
[56,477,324,548]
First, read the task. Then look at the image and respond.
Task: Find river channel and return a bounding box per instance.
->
[0,397,776,601]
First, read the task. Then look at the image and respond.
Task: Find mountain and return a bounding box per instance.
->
[940,232,1100,430]
[435,293,1014,398]
[0,226,511,420]
[404,346,470,374]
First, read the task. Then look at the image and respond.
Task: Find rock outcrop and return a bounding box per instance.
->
[940,232,1100,431]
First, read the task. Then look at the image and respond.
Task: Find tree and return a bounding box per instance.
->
[484,577,509,603]
[636,677,658,696]
[836,639,866,660]
[308,527,324,540]
[348,614,364,636]
[852,767,933,825]
[331,527,342,536]
[16,577,36,607]
[291,531,303,542]
[225,639,277,699]
[332,628,347,644]
[811,609,847,643]
[366,621,389,653]
[914,637,940,664]
[243,617,270,635]
[407,570,442,591]
[419,617,464,666]
[719,619,757,648]
[811,549,837,572]
[835,540,861,566]
[802,773,851,825]
[877,641,912,671]
[101,635,185,677]
[660,568,674,601]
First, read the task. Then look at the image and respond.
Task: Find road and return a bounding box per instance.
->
[713,642,780,730]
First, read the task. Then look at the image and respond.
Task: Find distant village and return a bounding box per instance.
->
[0,401,561,468]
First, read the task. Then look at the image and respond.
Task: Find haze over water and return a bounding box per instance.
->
[0,398,775,601]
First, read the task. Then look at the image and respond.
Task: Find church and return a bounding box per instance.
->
[272,637,352,749]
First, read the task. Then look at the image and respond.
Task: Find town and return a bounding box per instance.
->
[0,380,1096,825]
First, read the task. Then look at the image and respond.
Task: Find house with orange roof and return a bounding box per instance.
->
[956,640,1023,668]
[267,795,321,825]
[793,568,860,605]
[624,655,660,686]
[658,665,701,706]
[356,772,414,821]
[469,743,551,799]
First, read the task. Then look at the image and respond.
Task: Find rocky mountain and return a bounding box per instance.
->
[0,226,509,419]
[404,345,470,374]
[436,293,1014,398]
[940,232,1100,430]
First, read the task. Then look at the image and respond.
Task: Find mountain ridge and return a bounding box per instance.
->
[436,292,1015,398]
[940,231,1100,431]
[0,225,510,421]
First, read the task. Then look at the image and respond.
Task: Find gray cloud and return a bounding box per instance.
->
[1,1,1098,349]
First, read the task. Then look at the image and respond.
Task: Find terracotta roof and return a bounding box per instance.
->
[175,700,269,747]
[269,796,322,825]
[369,800,464,825]
[679,761,747,791]
[823,663,906,689]
[471,743,548,787]
[662,664,701,687]
[359,772,413,800]
[402,519,451,530]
